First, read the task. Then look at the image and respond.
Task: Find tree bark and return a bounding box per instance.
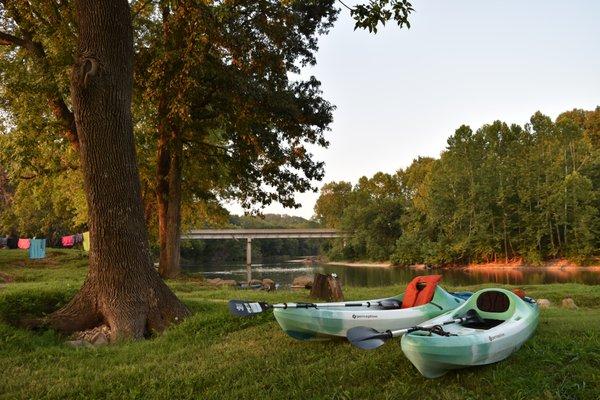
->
[165,134,183,277]
[157,129,183,279]
[48,0,189,340]
[310,273,344,302]
[155,2,183,279]
[156,109,171,277]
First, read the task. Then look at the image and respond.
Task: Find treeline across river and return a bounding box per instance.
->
[315,108,600,266]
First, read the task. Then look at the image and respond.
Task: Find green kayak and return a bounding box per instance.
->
[273,285,468,341]
[401,288,539,378]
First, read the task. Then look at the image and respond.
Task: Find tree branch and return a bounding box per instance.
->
[337,0,354,11]
[0,31,27,47]
[0,26,79,148]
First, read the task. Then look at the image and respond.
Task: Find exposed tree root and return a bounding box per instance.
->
[47,273,190,340]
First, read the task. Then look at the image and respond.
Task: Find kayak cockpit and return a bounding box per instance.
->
[457,290,514,329]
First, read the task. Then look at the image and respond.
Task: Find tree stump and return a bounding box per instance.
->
[310,273,344,302]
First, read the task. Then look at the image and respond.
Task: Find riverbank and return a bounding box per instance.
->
[325,258,600,271]
[1,249,599,399]
[326,260,393,268]
[464,258,600,271]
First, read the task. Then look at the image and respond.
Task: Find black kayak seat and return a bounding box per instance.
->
[477,290,510,313]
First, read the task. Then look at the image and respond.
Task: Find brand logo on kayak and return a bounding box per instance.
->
[488,333,505,341]
[352,314,378,319]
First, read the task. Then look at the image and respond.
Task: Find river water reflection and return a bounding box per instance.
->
[183,262,600,287]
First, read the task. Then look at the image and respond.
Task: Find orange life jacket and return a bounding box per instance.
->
[401,274,443,309]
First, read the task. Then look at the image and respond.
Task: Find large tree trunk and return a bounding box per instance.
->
[156,109,172,277]
[49,0,189,340]
[157,130,183,279]
[155,2,183,279]
[165,135,183,276]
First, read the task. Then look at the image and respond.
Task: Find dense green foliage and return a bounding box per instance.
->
[0,0,415,247]
[180,214,322,264]
[316,108,600,265]
[0,0,339,241]
[1,250,599,399]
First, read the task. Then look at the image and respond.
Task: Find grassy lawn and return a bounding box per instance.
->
[1,250,599,400]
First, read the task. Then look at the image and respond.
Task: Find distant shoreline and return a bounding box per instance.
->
[461,259,600,271]
[325,261,393,268]
[322,258,600,271]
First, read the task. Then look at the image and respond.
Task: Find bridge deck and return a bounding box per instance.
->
[181,228,346,282]
[183,228,344,240]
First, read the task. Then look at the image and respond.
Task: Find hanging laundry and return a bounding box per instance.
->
[82,231,90,252]
[62,235,75,247]
[29,239,47,259]
[73,233,84,245]
[6,237,18,249]
[17,238,30,250]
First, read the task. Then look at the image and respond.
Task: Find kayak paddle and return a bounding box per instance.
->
[347,309,484,350]
[228,298,402,317]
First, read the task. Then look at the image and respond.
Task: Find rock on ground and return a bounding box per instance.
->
[292,275,313,289]
[537,299,551,309]
[69,325,111,347]
[66,340,93,348]
[205,278,223,285]
[206,278,238,287]
[561,297,578,310]
[261,278,276,291]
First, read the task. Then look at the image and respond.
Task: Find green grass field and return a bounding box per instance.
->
[1,250,599,400]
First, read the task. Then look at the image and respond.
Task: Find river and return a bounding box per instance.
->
[183,261,600,287]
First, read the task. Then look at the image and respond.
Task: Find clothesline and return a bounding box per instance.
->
[1,231,90,259]
[61,232,90,251]
[0,238,47,259]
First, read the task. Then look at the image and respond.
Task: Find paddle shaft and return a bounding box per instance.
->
[270,300,396,310]
[389,315,472,338]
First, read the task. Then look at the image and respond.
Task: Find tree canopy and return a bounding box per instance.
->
[317,108,600,265]
[0,0,415,262]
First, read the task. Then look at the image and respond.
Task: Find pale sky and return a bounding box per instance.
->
[226,0,600,219]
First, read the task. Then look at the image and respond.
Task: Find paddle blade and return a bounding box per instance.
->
[228,300,269,317]
[346,326,391,350]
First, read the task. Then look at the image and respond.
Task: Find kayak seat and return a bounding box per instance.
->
[401,275,443,309]
[476,290,510,313]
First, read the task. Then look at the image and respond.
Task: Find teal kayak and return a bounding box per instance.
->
[401,288,539,378]
[273,286,468,341]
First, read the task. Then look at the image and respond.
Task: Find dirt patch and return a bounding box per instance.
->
[17,258,61,267]
[0,272,14,283]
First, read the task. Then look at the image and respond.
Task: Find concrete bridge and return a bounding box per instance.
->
[182,228,346,281]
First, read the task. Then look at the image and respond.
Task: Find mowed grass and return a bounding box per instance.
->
[1,251,599,400]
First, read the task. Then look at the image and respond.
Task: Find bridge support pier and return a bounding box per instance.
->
[246,238,252,282]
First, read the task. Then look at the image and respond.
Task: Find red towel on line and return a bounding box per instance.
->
[61,235,75,247]
[17,238,30,250]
